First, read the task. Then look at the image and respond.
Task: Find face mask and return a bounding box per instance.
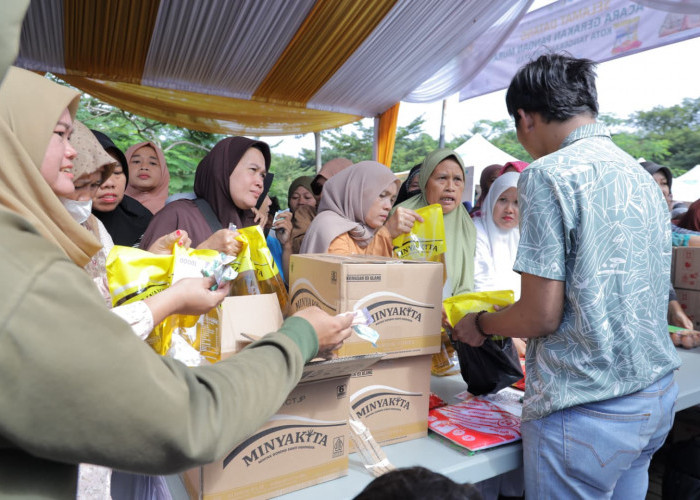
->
[60,197,93,224]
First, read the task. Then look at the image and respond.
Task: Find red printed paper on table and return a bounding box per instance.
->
[428,397,521,452]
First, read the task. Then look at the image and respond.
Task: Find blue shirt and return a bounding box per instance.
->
[514,123,681,421]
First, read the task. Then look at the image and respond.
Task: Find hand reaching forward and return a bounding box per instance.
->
[385,207,423,238]
[292,307,353,359]
[197,228,242,256]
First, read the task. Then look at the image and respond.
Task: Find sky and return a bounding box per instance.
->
[267,26,700,159]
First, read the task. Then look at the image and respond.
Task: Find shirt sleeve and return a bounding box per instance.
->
[513,168,567,281]
[111,301,154,340]
[0,227,317,475]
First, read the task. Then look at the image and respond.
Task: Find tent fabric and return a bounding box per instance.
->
[673,165,700,202]
[454,134,519,185]
[377,103,400,167]
[15,0,531,137]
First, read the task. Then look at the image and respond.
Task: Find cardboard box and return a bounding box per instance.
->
[348,355,432,452]
[673,247,700,291]
[185,294,383,499]
[183,358,376,499]
[676,288,700,330]
[289,254,443,359]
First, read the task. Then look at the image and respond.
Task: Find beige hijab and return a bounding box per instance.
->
[301,161,399,253]
[124,140,170,214]
[0,67,101,267]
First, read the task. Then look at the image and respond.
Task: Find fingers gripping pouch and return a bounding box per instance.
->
[106,245,224,364]
[392,204,446,263]
[443,291,523,395]
[229,225,290,315]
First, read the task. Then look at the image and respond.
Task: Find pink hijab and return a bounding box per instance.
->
[124,141,170,214]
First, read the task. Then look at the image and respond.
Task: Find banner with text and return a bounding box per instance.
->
[459,0,700,100]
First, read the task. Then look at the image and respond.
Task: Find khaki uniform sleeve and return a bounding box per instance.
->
[0,212,317,475]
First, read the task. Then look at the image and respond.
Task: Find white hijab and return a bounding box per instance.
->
[474,172,521,299]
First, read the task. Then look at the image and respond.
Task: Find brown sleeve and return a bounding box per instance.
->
[290,205,317,254]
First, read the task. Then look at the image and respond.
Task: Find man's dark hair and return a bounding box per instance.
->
[506,52,599,125]
[353,467,481,500]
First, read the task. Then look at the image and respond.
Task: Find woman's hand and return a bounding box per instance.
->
[273,210,293,246]
[144,277,231,324]
[292,307,353,359]
[147,229,191,255]
[385,207,423,238]
[197,228,242,256]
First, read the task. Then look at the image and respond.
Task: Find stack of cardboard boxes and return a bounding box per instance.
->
[183,254,443,499]
[673,247,700,330]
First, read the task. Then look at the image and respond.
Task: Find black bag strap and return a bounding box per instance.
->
[194,198,223,233]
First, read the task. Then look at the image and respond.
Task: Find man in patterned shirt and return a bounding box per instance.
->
[453,53,681,499]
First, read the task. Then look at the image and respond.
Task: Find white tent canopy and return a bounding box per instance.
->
[454,134,520,185]
[673,165,700,203]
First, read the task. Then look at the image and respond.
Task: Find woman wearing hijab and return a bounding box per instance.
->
[498,160,528,176]
[300,161,420,256]
[139,136,270,253]
[471,163,502,217]
[394,163,422,206]
[395,148,476,298]
[92,131,154,247]
[678,199,700,233]
[473,172,521,299]
[287,175,316,213]
[124,140,170,214]
[0,67,351,499]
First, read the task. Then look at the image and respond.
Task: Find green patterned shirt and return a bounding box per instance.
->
[515,123,681,421]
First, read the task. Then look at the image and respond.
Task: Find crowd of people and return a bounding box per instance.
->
[1,4,699,498]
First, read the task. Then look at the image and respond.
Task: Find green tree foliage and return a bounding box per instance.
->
[629,97,700,175]
[55,72,700,200]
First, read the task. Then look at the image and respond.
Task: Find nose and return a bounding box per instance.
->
[100,176,115,189]
[65,141,77,159]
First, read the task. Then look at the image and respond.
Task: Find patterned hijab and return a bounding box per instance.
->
[301,161,399,253]
[0,67,100,267]
[70,120,116,184]
[124,140,170,214]
[395,148,476,296]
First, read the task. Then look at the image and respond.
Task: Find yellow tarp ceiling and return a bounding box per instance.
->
[16,0,532,136]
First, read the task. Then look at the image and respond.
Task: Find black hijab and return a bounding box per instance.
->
[91,130,153,247]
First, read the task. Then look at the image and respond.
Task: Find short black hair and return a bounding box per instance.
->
[506,52,599,125]
[353,467,481,500]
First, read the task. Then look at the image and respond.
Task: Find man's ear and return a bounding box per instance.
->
[517,109,535,132]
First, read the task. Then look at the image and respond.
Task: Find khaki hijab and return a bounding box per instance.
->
[395,148,476,296]
[0,67,101,266]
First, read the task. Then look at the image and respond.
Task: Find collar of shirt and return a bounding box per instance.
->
[560,122,611,149]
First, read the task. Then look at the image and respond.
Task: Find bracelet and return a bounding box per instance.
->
[474,310,492,338]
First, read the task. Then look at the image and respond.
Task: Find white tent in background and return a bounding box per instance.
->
[673,165,700,203]
[454,133,520,185]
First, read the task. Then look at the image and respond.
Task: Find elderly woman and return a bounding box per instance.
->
[139,136,271,255]
[124,140,171,214]
[300,161,420,256]
[395,148,476,298]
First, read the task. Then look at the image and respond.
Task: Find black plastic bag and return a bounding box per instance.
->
[450,335,523,396]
